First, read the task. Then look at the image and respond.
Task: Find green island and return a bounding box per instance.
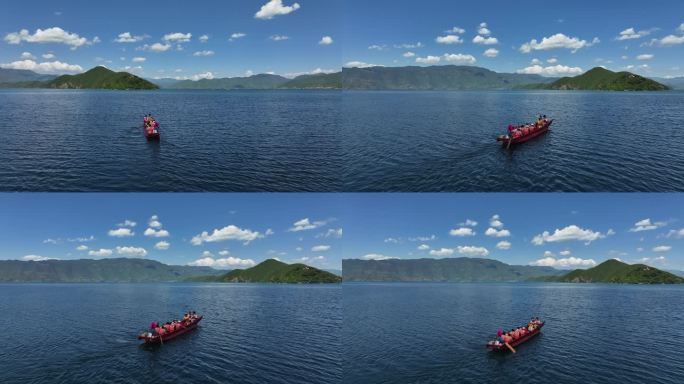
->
[343,257,683,284]
[191,259,342,284]
[537,67,670,91]
[47,66,159,90]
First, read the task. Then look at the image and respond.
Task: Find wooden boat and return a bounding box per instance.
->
[138,316,202,344]
[143,117,160,140]
[497,120,553,148]
[486,321,544,352]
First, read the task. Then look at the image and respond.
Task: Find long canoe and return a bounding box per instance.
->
[486,321,545,352]
[497,120,553,147]
[138,316,203,344]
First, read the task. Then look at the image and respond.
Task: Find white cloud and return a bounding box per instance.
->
[679,23,684,33]
[547,58,558,64]
[317,228,343,239]
[368,44,387,51]
[416,55,441,64]
[408,235,437,242]
[0,59,83,74]
[22,255,57,261]
[636,54,654,60]
[516,64,583,77]
[401,51,415,58]
[155,241,170,250]
[5,27,94,48]
[461,219,478,227]
[76,245,88,251]
[229,33,246,42]
[21,52,35,59]
[163,32,192,43]
[343,61,383,68]
[666,228,684,238]
[42,53,56,59]
[417,244,430,251]
[189,256,256,269]
[636,256,666,265]
[520,33,598,53]
[393,42,423,49]
[496,241,511,250]
[68,236,95,243]
[559,250,572,256]
[115,32,147,43]
[118,220,137,227]
[132,57,146,63]
[311,245,331,252]
[617,28,652,41]
[319,36,333,45]
[653,245,672,252]
[651,34,684,46]
[89,248,113,257]
[191,225,261,245]
[270,35,289,41]
[429,248,454,257]
[630,218,666,232]
[446,27,465,34]
[473,35,498,45]
[483,48,499,57]
[531,256,597,268]
[435,35,463,45]
[193,50,215,57]
[144,228,170,238]
[185,72,214,81]
[489,215,503,228]
[384,237,399,243]
[449,227,475,237]
[199,35,209,43]
[443,53,477,64]
[139,43,171,52]
[485,228,510,237]
[362,253,398,261]
[108,228,134,237]
[218,250,230,256]
[478,22,491,36]
[532,225,607,245]
[116,246,147,258]
[289,218,327,232]
[457,246,489,257]
[255,0,301,20]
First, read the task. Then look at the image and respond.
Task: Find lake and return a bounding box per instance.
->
[342,91,684,191]
[343,283,684,384]
[0,89,341,191]
[0,283,341,384]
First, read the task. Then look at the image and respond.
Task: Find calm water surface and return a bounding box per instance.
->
[0,284,341,384]
[343,91,684,191]
[344,283,684,384]
[0,89,341,191]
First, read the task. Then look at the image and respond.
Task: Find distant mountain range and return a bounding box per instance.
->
[0,258,219,283]
[153,72,342,90]
[0,68,56,83]
[552,259,684,284]
[342,257,564,282]
[652,77,684,90]
[0,66,157,90]
[191,259,342,284]
[537,67,669,91]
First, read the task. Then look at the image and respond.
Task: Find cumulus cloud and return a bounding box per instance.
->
[496,241,511,250]
[139,43,171,52]
[155,241,170,250]
[630,218,666,232]
[489,215,503,228]
[417,244,430,251]
[22,255,57,261]
[478,22,491,36]
[143,228,169,237]
[403,51,416,58]
[21,52,35,59]
[652,245,672,252]
[76,245,88,251]
[0,59,83,74]
[117,220,137,227]
[435,35,463,45]
[532,225,607,245]
[193,50,215,57]
[649,34,684,46]
[116,246,147,258]
[430,248,454,257]
[443,53,477,64]
[319,36,333,45]
[289,218,328,232]
[446,27,466,34]
[483,48,499,57]
[408,235,437,242]
[666,228,684,238]
[229,33,246,42]
[255,0,300,20]
[89,248,113,257]
[5,27,95,48]
[530,256,597,268]
[108,227,134,237]
[636,54,654,60]
[191,225,261,245]
[163,32,192,43]
[461,219,478,227]
[317,228,343,239]
[188,256,256,269]
[115,32,147,43]
[132,57,146,63]
[616,27,652,41]
[636,256,666,265]
[416,56,441,64]
[394,42,423,49]
[269,35,289,41]
[312,245,331,252]
[449,227,476,237]
[473,35,498,45]
[516,64,584,76]
[199,35,209,43]
[343,61,383,68]
[430,246,489,257]
[485,228,510,237]
[520,33,598,53]
[362,253,398,261]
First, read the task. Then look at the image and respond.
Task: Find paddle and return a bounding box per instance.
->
[506,136,513,150]
[505,342,516,353]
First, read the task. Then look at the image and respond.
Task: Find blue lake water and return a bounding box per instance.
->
[342,91,684,191]
[0,284,341,384]
[343,283,684,384]
[0,89,341,191]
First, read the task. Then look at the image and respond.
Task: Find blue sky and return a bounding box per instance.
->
[342,0,684,78]
[0,0,339,79]
[1,194,683,271]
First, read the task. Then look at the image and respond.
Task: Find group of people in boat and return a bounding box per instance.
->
[143,114,159,134]
[507,115,549,138]
[487,317,543,348]
[143,311,199,338]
